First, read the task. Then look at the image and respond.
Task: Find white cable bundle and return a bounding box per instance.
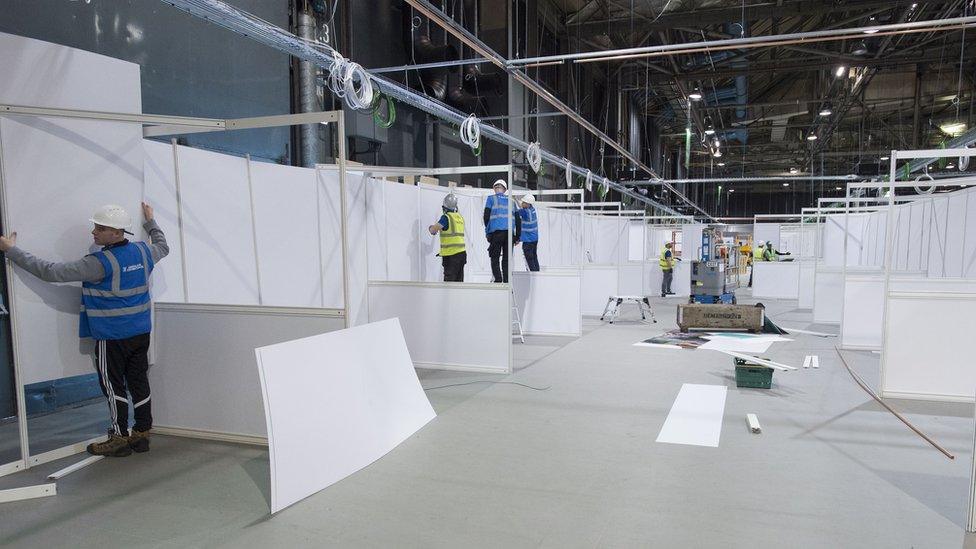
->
[914,173,936,194]
[585,170,593,192]
[526,142,542,173]
[460,114,481,150]
[565,161,573,188]
[600,177,610,197]
[326,51,374,111]
[960,151,970,171]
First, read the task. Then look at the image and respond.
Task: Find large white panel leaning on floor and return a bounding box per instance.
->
[256,318,436,513]
[176,145,259,305]
[512,271,582,336]
[0,32,144,384]
[150,303,344,441]
[367,281,511,373]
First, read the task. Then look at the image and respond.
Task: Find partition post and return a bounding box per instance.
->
[171,139,190,303]
[337,112,351,329]
[245,155,263,305]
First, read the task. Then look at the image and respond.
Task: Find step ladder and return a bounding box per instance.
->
[511,289,525,343]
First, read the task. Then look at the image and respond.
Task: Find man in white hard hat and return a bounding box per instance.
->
[483,179,521,283]
[428,193,466,282]
[0,203,168,457]
[517,194,540,271]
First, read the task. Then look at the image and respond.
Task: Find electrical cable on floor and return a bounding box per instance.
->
[423,380,551,391]
[835,348,955,460]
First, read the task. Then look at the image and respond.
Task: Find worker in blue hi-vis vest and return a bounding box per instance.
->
[517,194,540,271]
[0,203,168,458]
[483,179,521,283]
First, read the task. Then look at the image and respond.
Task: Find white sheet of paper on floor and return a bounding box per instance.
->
[656,384,728,447]
[255,318,436,514]
[699,336,780,353]
[802,355,812,369]
[812,355,820,369]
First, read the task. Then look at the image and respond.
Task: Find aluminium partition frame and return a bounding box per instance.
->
[315,163,517,374]
[0,106,350,479]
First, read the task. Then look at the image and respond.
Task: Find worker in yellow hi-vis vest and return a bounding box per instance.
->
[659,242,678,297]
[428,193,466,282]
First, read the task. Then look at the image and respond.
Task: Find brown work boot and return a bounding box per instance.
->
[129,429,151,453]
[87,432,132,457]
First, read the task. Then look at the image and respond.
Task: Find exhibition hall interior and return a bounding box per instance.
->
[1,0,975,546]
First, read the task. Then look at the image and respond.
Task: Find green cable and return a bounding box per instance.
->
[372,94,396,128]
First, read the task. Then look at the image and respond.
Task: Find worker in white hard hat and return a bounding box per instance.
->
[0,203,168,458]
[483,179,521,283]
[517,194,540,271]
[428,193,466,282]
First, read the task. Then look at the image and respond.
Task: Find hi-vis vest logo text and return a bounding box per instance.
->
[123,264,145,273]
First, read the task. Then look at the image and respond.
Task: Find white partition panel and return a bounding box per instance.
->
[582,265,618,315]
[256,318,435,513]
[0,32,144,384]
[840,274,885,350]
[672,261,691,297]
[316,171,344,309]
[381,181,421,281]
[418,186,445,282]
[798,260,816,309]
[512,271,582,336]
[249,161,321,307]
[142,140,186,303]
[881,280,976,402]
[618,263,645,295]
[813,268,844,324]
[177,146,259,305]
[752,261,800,299]
[367,282,510,373]
[150,303,344,441]
[753,223,780,250]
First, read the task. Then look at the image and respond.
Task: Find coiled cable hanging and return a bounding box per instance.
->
[599,177,610,198]
[584,170,593,192]
[460,114,481,152]
[565,161,573,188]
[325,51,375,110]
[526,142,542,173]
[914,173,936,195]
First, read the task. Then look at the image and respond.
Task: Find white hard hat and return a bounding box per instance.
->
[522,194,535,205]
[90,205,132,230]
[443,193,459,211]
[493,179,508,190]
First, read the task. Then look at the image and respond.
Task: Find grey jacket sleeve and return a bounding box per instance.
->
[143,219,169,263]
[5,247,105,283]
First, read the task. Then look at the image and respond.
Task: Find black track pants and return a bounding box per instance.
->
[94,333,152,435]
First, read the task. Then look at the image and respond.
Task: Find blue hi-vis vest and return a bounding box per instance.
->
[79,242,154,341]
[519,206,539,242]
[485,193,514,234]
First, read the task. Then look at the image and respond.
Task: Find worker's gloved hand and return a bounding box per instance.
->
[0,232,17,252]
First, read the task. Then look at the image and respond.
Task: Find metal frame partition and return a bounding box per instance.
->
[0,105,351,482]
[314,163,518,374]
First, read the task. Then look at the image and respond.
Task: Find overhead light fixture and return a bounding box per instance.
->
[852,40,869,55]
[946,163,956,169]
[782,183,790,187]
[880,155,890,161]
[729,189,735,193]
[712,138,721,148]
[717,162,726,167]
[835,186,843,190]
[910,2,918,9]
[789,167,799,174]
[939,121,967,137]
[704,125,716,135]
[807,134,819,141]
[835,65,847,78]
[819,106,833,116]
[688,88,703,101]
[713,150,723,158]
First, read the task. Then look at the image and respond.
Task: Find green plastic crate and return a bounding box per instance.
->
[733,357,774,389]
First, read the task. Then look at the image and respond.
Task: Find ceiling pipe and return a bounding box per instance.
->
[507,16,976,66]
[157,0,690,218]
[401,0,714,221]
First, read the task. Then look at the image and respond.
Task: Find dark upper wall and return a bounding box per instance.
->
[0,0,292,162]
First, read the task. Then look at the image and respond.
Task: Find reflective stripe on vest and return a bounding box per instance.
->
[486,193,512,233]
[659,247,673,270]
[80,242,154,340]
[440,212,466,257]
[519,207,539,242]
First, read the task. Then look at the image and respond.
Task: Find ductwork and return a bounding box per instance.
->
[723,21,749,145]
[297,9,319,167]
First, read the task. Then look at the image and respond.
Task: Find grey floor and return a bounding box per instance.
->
[2,294,976,548]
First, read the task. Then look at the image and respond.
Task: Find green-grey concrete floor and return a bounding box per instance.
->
[2,294,975,548]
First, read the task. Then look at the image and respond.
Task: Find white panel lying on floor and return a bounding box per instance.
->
[256,318,435,513]
[656,384,728,447]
